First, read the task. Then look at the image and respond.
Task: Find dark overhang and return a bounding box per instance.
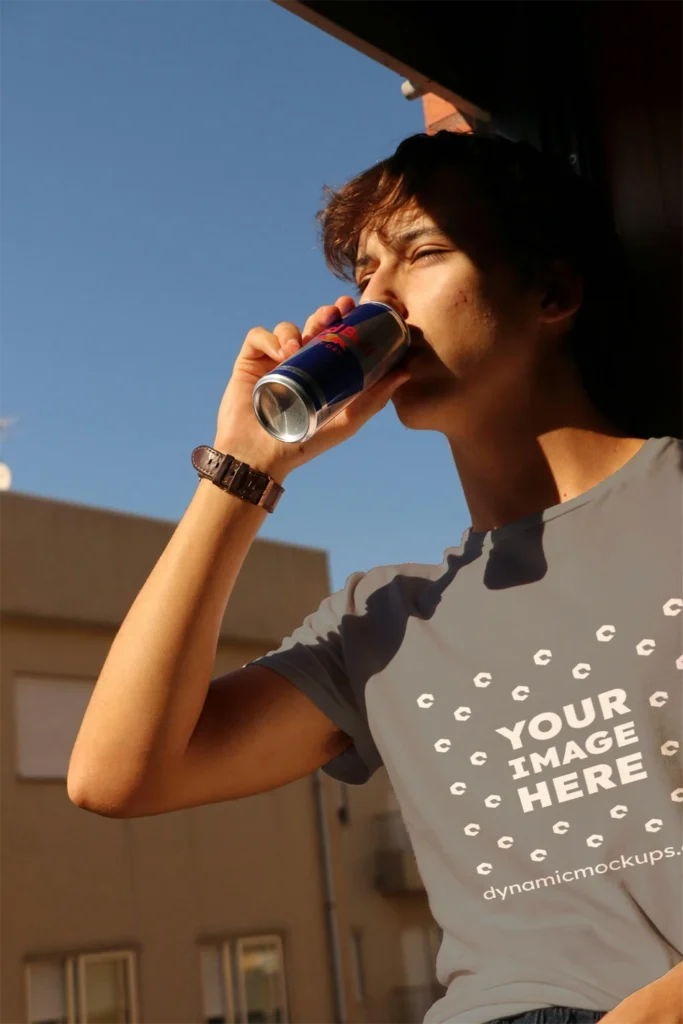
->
[273,1,552,145]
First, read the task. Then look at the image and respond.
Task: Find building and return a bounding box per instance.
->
[3,2,679,1021]
[401,84,473,137]
[1,490,443,1024]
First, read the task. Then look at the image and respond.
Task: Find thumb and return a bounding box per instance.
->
[342,367,411,426]
[367,367,412,407]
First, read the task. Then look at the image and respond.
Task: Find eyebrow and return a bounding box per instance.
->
[354,226,449,274]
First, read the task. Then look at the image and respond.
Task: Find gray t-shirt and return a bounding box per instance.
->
[248,436,683,1024]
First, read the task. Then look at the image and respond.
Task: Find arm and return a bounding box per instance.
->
[599,963,683,1024]
[67,469,290,814]
[86,661,353,817]
[68,298,406,816]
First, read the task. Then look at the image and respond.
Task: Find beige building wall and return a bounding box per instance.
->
[1,492,441,1024]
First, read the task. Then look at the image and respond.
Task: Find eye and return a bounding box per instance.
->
[356,249,449,293]
[413,248,449,264]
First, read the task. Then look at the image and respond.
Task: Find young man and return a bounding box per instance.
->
[69,132,682,1024]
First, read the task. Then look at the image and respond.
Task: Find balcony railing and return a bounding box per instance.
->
[392,983,448,1023]
[373,811,425,894]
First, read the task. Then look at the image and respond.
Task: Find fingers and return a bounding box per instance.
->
[335,295,356,318]
[244,297,358,364]
[353,366,411,413]
[305,366,411,457]
[301,295,355,343]
[301,306,339,344]
[272,321,303,359]
[243,326,284,361]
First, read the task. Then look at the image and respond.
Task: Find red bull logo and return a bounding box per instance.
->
[315,322,376,357]
[318,335,346,355]
[325,323,359,341]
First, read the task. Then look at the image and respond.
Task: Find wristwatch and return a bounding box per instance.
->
[192,445,285,513]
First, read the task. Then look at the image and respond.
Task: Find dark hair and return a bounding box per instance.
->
[316,131,658,437]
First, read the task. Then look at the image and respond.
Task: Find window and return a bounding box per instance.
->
[236,936,287,1024]
[200,936,288,1024]
[15,676,94,779]
[25,951,137,1024]
[199,945,233,1024]
[349,929,365,1003]
[24,960,70,1024]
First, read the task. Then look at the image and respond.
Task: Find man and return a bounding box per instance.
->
[68,132,682,1024]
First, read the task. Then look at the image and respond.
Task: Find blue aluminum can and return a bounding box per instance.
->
[252,301,410,443]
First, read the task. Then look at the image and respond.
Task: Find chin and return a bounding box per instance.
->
[391,377,457,432]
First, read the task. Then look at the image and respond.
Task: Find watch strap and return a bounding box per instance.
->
[192,445,284,513]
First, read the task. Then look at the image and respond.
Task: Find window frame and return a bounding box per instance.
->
[235,933,288,1024]
[14,673,95,782]
[200,934,288,1024]
[198,941,236,1024]
[24,949,138,1024]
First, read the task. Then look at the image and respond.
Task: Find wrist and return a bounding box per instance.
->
[211,438,293,485]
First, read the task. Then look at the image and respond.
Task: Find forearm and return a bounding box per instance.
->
[599,963,683,1024]
[68,455,287,813]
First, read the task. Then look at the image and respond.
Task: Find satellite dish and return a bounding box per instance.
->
[0,463,12,490]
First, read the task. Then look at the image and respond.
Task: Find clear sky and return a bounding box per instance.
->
[2,0,470,595]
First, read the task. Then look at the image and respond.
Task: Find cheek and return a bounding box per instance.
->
[408,263,499,370]
[419,279,479,334]
[442,281,497,353]
[439,263,493,325]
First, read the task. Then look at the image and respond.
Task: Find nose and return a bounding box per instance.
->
[357,255,409,320]
[360,289,408,322]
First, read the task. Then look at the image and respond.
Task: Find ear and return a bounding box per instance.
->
[538,261,583,325]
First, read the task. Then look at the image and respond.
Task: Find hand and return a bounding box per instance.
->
[213,295,411,480]
[598,963,683,1024]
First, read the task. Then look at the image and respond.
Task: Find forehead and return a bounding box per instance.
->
[356,168,494,264]
[357,207,440,255]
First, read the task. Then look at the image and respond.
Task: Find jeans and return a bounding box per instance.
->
[485,1008,607,1024]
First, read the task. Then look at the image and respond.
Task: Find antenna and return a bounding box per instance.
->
[0,415,18,491]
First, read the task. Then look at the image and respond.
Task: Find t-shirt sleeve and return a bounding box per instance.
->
[244,570,382,785]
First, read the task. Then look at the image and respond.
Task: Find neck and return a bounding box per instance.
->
[447,356,647,534]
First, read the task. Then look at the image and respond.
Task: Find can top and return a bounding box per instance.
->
[252,373,316,444]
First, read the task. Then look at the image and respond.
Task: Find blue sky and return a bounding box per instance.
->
[2,0,470,595]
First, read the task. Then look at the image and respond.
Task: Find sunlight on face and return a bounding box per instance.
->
[355,178,554,435]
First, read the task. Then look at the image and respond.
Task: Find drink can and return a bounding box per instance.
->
[252,301,410,443]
